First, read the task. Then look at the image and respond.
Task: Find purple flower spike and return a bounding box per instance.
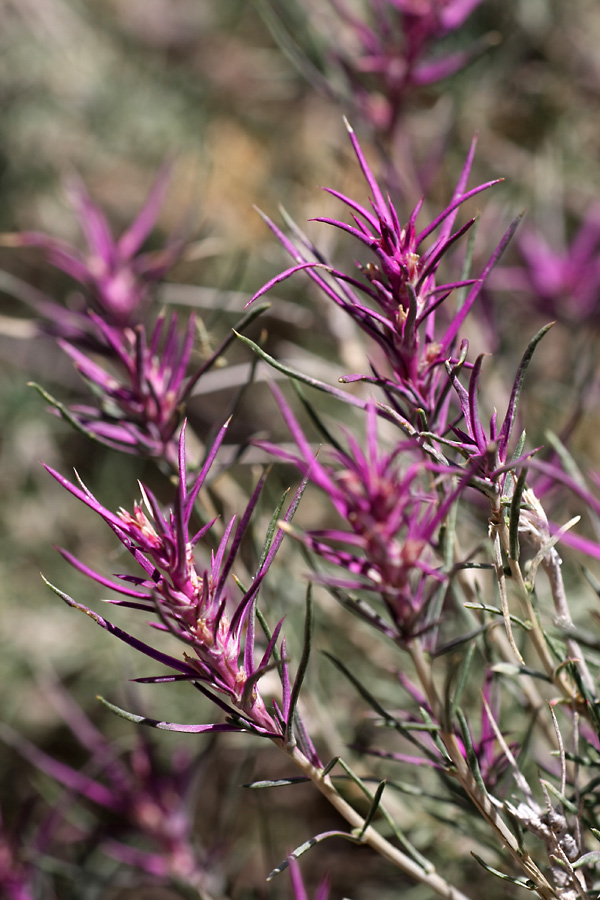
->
[258,386,464,642]
[55,309,200,462]
[2,162,180,328]
[494,205,600,325]
[445,323,552,497]
[1,688,215,892]
[252,123,507,433]
[326,0,487,135]
[44,421,288,738]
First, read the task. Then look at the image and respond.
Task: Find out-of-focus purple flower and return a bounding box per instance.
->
[289,857,330,900]
[257,388,466,642]
[0,804,37,900]
[44,421,289,740]
[0,791,67,900]
[252,123,514,434]
[2,164,179,328]
[493,206,600,325]
[362,670,515,791]
[1,689,217,893]
[326,0,487,135]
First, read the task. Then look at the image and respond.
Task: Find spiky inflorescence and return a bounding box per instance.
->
[44,422,292,739]
[252,123,516,436]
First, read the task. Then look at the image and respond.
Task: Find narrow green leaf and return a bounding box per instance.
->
[258,486,289,571]
[582,566,600,598]
[540,779,578,815]
[233,331,366,409]
[243,777,309,789]
[463,602,531,631]
[323,652,393,724]
[501,805,526,852]
[392,722,440,733]
[509,467,528,561]
[267,830,361,881]
[499,322,554,454]
[545,429,587,487]
[326,585,396,637]
[336,759,432,870]
[357,780,386,839]
[322,757,340,777]
[291,381,346,454]
[504,429,527,498]
[418,707,453,766]
[433,627,487,658]
[29,383,113,447]
[456,707,486,794]
[491,662,551,682]
[285,583,314,747]
[572,850,600,871]
[450,640,477,720]
[471,853,534,888]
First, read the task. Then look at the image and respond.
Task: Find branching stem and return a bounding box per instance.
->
[408,638,559,900]
[283,742,474,900]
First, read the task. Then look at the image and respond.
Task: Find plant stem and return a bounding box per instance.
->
[283,743,475,900]
[407,638,559,900]
[493,512,582,705]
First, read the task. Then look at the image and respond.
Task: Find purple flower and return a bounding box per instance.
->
[443,324,551,499]
[363,670,515,790]
[493,206,600,325]
[3,163,180,328]
[257,388,466,642]
[252,123,514,434]
[0,804,37,900]
[44,421,289,739]
[53,309,205,463]
[0,788,67,900]
[1,695,216,891]
[326,0,487,135]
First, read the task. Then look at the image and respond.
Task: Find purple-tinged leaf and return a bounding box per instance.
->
[97,697,247,734]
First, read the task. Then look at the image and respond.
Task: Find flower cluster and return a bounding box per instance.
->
[56,309,207,463]
[45,422,294,741]
[5,166,266,462]
[494,205,600,325]
[252,123,514,435]
[258,390,463,643]
[1,707,215,892]
[325,0,487,136]
[3,164,178,329]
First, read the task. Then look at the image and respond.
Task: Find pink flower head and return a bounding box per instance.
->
[258,387,467,641]
[4,163,180,327]
[45,421,287,738]
[252,123,514,435]
[495,206,600,325]
[327,0,487,134]
[55,309,206,462]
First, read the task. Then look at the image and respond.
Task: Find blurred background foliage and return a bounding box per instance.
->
[2,1,600,898]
